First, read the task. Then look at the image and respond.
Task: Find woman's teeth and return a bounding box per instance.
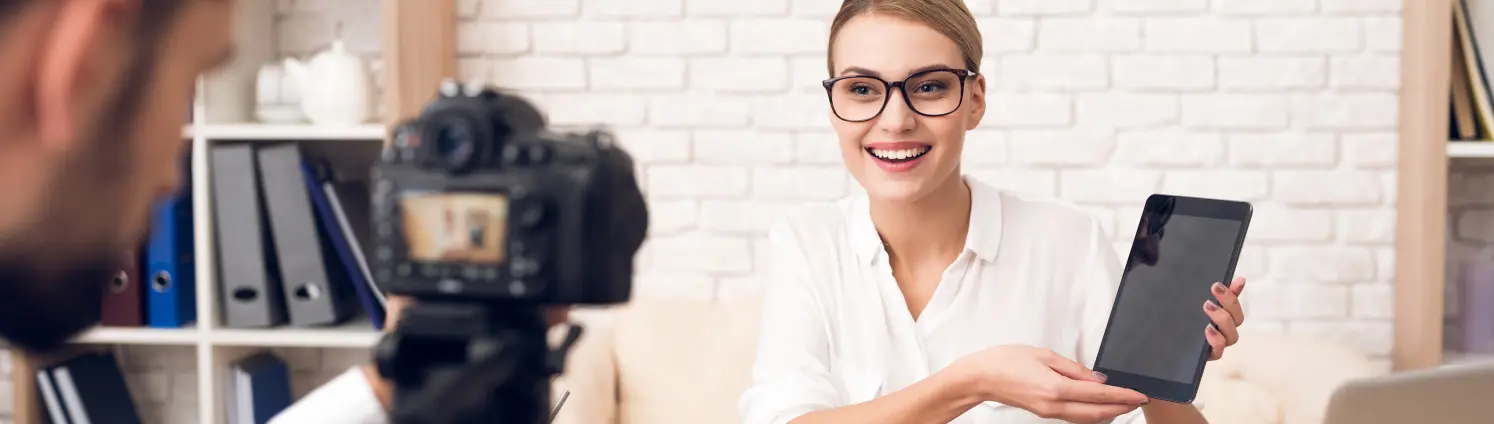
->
[867,146,931,161]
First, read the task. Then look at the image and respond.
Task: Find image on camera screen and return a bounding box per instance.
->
[400,191,510,265]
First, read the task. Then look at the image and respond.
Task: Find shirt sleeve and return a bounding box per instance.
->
[268,366,389,424]
[737,219,841,424]
[1074,216,1148,424]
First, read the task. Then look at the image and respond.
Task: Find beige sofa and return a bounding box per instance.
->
[548,297,1387,424]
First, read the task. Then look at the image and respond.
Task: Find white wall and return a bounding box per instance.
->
[0,0,1406,422]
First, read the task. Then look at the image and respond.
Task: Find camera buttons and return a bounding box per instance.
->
[502,144,524,165]
[509,280,529,297]
[517,204,546,228]
[525,145,551,163]
[396,263,412,277]
[511,256,541,278]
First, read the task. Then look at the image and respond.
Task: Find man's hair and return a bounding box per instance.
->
[0,0,187,35]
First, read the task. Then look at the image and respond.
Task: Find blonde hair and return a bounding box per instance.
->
[827,0,984,75]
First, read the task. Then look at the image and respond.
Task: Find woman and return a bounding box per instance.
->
[737,1,1248,423]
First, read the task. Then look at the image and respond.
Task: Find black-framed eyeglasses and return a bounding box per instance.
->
[822,68,977,122]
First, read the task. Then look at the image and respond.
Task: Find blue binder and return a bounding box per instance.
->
[232,352,292,424]
[302,161,385,330]
[145,190,195,328]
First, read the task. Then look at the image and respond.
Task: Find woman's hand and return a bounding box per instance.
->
[1202,276,1247,361]
[950,345,1149,424]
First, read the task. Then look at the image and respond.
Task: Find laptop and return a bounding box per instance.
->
[1324,359,1494,424]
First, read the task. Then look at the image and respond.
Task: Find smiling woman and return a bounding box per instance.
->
[736,1,1251,424]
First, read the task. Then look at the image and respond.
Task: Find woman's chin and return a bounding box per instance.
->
[860,177,935,203]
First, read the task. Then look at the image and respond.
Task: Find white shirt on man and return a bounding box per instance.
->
[737,176,1145,424]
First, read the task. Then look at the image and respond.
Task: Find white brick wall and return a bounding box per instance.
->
[0,0,1407,421]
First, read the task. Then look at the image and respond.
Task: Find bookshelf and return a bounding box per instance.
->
[7,1,458,424]
[1401,0,1494,372]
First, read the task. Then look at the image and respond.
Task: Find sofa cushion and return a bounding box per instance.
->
[1201,331,1384,424]
[611,297,763,424]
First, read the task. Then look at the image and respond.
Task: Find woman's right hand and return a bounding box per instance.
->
[949,345,1149,424]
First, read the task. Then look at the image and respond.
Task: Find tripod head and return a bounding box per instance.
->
[374,301,584,424]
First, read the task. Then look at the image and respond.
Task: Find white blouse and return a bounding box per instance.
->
[738,176,1145,424]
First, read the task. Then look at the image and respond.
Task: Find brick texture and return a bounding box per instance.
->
[0,0,1406,421]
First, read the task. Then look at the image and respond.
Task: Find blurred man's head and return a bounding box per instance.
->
[0,0,234,351]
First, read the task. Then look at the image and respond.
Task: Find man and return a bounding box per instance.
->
[0,0,409,419]
[0,0,231,352]
[1,5,569,421]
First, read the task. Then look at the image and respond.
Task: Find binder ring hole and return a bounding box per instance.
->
[232,287,259,302]
[110,271,129,293]
[295,283,323,300]
[152,270,171,293]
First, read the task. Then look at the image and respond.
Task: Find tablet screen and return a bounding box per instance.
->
[1098,197,1244,385]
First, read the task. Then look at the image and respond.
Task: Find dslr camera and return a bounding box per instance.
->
[370,81,647,305]
[370,80,648,424]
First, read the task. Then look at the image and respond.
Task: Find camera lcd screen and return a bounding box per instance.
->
[400,191,510,265]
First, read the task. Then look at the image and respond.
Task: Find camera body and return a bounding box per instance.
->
[369,82,647,306]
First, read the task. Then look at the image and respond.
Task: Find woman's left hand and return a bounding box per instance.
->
[1202,276,1247,361]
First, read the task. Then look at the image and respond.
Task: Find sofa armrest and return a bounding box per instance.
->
[551,314,619,424]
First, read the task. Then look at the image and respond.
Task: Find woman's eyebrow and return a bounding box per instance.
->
[838,64,963,78]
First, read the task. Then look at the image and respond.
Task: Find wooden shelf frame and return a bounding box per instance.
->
[6,1,457,424]
[1396,0,1453,371]
[1396,0,1494,370]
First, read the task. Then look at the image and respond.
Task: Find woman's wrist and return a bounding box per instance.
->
[933,362,987,411]
[362,363,394,412]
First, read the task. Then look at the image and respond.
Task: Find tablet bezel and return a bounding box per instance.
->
[1092,194,1253,404]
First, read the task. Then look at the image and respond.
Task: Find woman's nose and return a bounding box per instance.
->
[877,90,917,133]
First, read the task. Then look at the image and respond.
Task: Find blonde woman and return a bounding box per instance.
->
[738,1,1249,423]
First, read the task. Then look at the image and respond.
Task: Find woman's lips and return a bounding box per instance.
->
[864,141,932,173]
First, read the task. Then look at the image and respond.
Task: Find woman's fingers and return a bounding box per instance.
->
[1042,350,1104,383]
[1043,401,1142,424]
[1211,281,1246,327]
[1205,323,1227,360]
[1203,300,1240,346]
[1057,379,1149,406]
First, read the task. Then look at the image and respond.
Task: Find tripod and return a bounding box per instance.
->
[374,301,584,424]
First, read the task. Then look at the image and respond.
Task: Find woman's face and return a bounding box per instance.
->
[828,13,986,203]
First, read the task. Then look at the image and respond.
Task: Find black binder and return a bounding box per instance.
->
[48,351,143,424]
[257,143,356,327]
[212,143,289,328]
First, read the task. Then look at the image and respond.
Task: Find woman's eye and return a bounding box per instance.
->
[915,82,946,93]
[849,84,875,96]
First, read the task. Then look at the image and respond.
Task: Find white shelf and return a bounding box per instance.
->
[190,123,387,140]
[208,321,382,348]
[1448,141,1494,157]
[1443,351,1494,368]
[66,322,382,348]
[72,326,202,345]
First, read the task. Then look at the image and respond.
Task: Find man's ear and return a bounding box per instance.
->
[965,73,987,131]
[34,0,136,151]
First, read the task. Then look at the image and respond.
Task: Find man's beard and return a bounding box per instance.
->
[0,247,114,352]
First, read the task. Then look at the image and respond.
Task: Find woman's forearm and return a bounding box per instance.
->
[788,368,983,424]
[1140,400,1207,424]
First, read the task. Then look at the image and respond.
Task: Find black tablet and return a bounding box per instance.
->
[1092,194,1252,404]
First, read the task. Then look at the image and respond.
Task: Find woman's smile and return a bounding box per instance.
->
[865,141,933,173]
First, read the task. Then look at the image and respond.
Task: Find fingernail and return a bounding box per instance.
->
[1207,323,1219,335]
[1204,300,1218,312]
[1093,371,1108,382]
[1140,398,1151,406]
[1212,283,1226,294]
